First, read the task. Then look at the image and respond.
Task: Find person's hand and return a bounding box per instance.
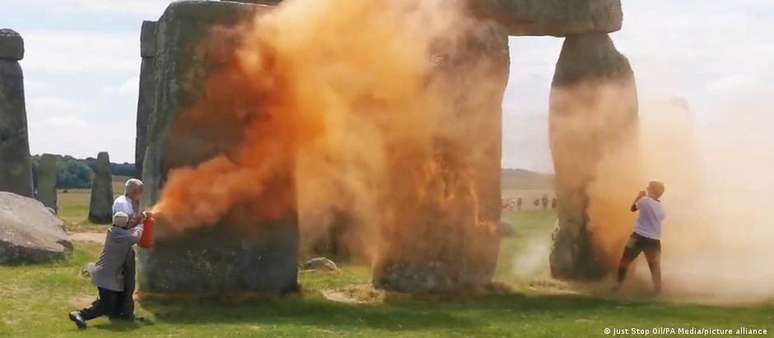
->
[143,211,153,218]
[638,190,647,198]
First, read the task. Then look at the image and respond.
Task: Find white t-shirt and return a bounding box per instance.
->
[634,196,666,240]
[112,195,136,218]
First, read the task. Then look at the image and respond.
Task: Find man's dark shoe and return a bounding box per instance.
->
[69,311,87,329]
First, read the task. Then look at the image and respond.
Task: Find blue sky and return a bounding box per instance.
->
[4,1,774,172]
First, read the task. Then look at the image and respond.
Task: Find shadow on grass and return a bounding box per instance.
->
[91,319,150,332]
[136,291,668,333]
[140,289,774,334]
[141,296,478,332]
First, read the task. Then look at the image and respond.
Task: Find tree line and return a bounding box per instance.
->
[30,155,137,189]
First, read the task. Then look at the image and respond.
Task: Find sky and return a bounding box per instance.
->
[3,0,774,173]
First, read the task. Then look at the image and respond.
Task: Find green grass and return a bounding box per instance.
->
[2,192,772,337]
[58,177,126,232]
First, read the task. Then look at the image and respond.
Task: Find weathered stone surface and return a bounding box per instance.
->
[548,33,639,280]
[0,29,24,60]
[0,192,72,264]
[468,0,623,36]
[140,21,158,58]
[372,21,508,292]
[139,0,298,295]
[36,154,58,212]
[88,152,114,224]
[0,32,33,197]
[135,21,158,179]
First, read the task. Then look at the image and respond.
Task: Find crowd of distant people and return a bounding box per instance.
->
[501,194,556,212]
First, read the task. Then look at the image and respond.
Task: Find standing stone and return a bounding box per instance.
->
[37,154,58,212]
[548,33,639,280]
[139,1,298,295]
[88,152,114,224]
[372,21,509,292]
[135,21,158,179]
[0,29,33,197]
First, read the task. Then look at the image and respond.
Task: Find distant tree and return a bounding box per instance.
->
[29,154,137,189]
[56,159,93,189]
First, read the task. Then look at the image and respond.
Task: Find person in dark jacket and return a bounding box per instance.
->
[68,212,143,329]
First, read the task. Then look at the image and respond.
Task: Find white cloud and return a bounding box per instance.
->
[22,30,139,75]
[70,0,174,17]
[7,0,173,18]
[43,115,90,129]
[118,76,140,97]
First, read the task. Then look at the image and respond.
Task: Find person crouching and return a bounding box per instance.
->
[68,212,144,329]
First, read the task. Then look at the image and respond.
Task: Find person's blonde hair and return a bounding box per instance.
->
[649,181,665,199]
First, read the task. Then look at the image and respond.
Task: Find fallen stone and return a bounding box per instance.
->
[0,29,24,60]
[88,152,114,224]
[303,257,338,271]
[0,192,72,264]
[36,154,58,212]
[468,0,623,36]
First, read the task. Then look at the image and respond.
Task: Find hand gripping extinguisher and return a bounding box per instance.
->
[139,214,155,248]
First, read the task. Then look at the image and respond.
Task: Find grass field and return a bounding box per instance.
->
[1,188,772,337]
[58,177,127,233]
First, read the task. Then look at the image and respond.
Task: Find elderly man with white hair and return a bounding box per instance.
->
[113,178,145,227]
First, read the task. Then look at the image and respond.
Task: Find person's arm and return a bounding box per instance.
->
[128,224,145,244]
[630,190,646,212]
[128,213,144,228]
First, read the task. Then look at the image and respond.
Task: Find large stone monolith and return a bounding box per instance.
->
[135,21,158,179]
[468,0,623,36]
[88,152,114,224]
[0,29,33,197]
[372,21,509,292]
[139,1,298,296]
[37,154,58,212]
[548,33,640,280]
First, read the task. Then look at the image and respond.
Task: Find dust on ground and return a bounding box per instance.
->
[68,232,104,244]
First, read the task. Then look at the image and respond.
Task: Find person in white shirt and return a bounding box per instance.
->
[113,178,144,227]
[614,181,666,293]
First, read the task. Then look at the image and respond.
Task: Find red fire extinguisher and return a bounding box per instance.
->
[139,214,155,249]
